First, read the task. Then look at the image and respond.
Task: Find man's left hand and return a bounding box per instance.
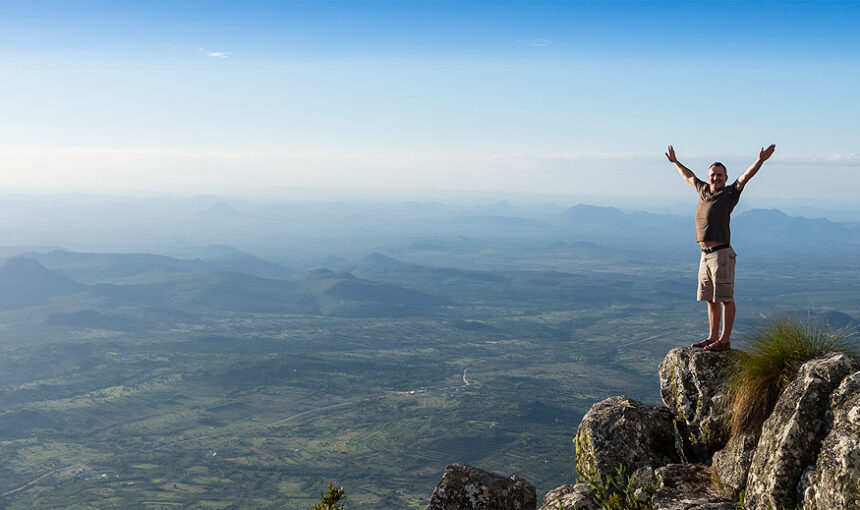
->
[759,144,776,161]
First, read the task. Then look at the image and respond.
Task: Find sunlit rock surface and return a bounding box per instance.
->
[801,370,860,509]
[538,483,596,510]
[659,347,733,463]
[448,349,860,510]
[426,463,536,510]
[744,353,857,510]
[574,396,679,481]
[711,432,758,495]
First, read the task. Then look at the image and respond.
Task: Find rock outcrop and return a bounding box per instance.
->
[426,463,536,510]
[574,396,679,481]
[711,432,757,494]
[801,370,860,509]
[744,352,857,510]
[538,484,596,510]
[651,464,733,509]
[659,348,733,463]
[429,348,859,510]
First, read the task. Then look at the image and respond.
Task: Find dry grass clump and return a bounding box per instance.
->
[726,316,857,438]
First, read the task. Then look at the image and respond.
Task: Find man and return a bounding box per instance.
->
[666,144,776,351]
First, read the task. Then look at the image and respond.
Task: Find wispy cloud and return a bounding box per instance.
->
[484,151,653,162]
[821,153,859,163]
[198,48,231,58]
[512,38,552,47]
[779,153,860,166]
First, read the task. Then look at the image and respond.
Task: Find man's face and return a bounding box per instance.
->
[708,165,728,191]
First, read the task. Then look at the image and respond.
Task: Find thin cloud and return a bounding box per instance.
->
[484,151,652,162]
[512,38,552,47]
[381,150,860,168]
[778,153,860,166]
[198,48,231,58]
[821,153,859,163]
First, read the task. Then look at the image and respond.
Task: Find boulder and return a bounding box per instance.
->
[538,484,596,510]
[801,370,860,510]
[426,463,536,510]
[744,353,857,510]
[574,396,679,481]
[651,464,734,510]
[658,347,733,463]
[711,432,758,495]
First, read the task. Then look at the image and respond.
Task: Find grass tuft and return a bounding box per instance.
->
[726,316,857,438]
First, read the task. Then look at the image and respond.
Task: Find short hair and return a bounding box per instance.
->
[709,162,727,174]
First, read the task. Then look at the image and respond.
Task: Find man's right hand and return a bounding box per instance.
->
[668,145,697,186]
[665,145,677,163]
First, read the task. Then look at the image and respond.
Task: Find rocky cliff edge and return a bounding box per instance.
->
[426,347,859,510]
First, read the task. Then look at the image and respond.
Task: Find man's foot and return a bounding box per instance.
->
[705,340,731,352]
[691,338,717,348]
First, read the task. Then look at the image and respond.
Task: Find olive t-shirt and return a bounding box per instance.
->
[694,177,742,243]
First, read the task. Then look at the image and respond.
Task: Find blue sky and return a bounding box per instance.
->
[1,0,859,200]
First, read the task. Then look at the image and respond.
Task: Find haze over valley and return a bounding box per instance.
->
[1,194,858,509]
[3,0,859,507]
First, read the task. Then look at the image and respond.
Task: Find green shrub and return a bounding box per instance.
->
[726,316,857,438]
[314,482,346,510]
[575,463,660,510]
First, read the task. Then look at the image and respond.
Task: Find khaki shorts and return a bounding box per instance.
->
[697,247,736,302]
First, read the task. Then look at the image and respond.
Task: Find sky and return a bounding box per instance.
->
[1,0,859,201]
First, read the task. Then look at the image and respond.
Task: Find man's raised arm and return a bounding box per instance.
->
[736,144,776,191]
[666,145,697,187]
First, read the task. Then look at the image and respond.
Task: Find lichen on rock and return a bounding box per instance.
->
[426,463,536,510]
[801,370,860,510]
[574,395,679,482]
[711,432,757,495]
[658,347,733,464]
[463,346,860,510]
[538,483,596,510]
[743,353,857,510]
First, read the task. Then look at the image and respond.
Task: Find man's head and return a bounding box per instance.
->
[708,162,728,191]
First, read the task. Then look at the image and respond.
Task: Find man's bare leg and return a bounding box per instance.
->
[706,301,734,351]
[718,302,735,345]
[692,301,721,348]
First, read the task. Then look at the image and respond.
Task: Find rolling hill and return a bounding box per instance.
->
[0,257,86,310]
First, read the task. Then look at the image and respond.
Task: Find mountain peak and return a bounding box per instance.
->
[738,208,790,219]
[559,203,628,223]
[0,257,84,309]
[0,256,52,280]
[198,202,242,219]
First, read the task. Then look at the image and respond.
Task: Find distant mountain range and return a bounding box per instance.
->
[1,196,858,267]
[2,202,859,321]
[0,252,451,319]
[733,208,858,242]
[20,249,294,283]
[556,204,860,247]
[544,205,860,264]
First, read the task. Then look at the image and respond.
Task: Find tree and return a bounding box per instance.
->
[314,482,346,510]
